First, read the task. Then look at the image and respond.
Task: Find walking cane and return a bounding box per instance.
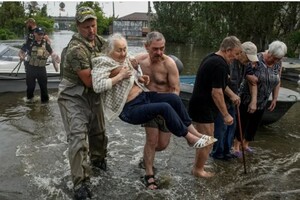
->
[236,105,247,174]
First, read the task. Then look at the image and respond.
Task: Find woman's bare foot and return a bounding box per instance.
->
[191,167,215,178]
[233,139,241,152]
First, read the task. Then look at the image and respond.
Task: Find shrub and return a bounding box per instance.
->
[0,29,17,40]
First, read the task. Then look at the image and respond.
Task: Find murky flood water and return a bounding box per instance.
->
[0,31,299,200]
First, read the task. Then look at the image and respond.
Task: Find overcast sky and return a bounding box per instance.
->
[46,1,155,18]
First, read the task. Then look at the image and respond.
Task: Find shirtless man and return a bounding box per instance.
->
[135,31,180,189]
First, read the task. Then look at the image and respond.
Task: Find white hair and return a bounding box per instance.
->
[106,33,127,55]
[268,40,287,58]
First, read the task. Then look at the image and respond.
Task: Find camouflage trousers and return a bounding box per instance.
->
[58,90,108,187]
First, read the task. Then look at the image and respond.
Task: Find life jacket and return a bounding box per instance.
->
[28,39,50,67]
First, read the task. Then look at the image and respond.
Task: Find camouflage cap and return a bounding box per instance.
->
[25,18,36,24]
[76,6,97,23]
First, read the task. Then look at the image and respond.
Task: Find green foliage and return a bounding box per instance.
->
[35,16,55,35]
[0,29,17,40]
[0,2,25,34]
[40,4,48,17]
[152,2,195,43]
[0,2,25,22]
[27,3,54,34]
[152,2,300,57]
[285,30,300,57]
[69,23,77,33]
[0,1,54,39]
[190,2,229,47]
[218,2,284,50]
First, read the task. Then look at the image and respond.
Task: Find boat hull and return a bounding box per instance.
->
[0,73,60,93]
[262,100,296,125]
[179,83,299,125]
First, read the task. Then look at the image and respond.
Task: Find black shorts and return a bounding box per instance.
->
[189,104,218,123]
[141,116,169,132]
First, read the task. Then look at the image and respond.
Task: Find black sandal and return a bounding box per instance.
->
[144,175,158,190]
[138,159,157,174]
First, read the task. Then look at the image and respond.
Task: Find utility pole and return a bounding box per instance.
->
[112,2,115,18]
[148,1,152,14]
[147,1,153,33]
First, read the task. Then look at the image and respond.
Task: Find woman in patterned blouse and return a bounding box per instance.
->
[233,40,287,156]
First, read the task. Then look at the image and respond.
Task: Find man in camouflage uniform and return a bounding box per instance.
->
[57,7,108,200]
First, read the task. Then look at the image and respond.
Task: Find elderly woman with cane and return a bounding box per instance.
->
[233,40,287,156]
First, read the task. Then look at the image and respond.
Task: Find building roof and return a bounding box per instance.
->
[117,12,150,21]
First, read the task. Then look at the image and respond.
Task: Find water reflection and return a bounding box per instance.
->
[166,43,213,75]
[48,30,76,55]
[0,31,299,199]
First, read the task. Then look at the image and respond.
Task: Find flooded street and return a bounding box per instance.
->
[0,31,299,200]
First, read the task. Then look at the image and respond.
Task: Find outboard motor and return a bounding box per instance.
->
[169,55,184,74]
